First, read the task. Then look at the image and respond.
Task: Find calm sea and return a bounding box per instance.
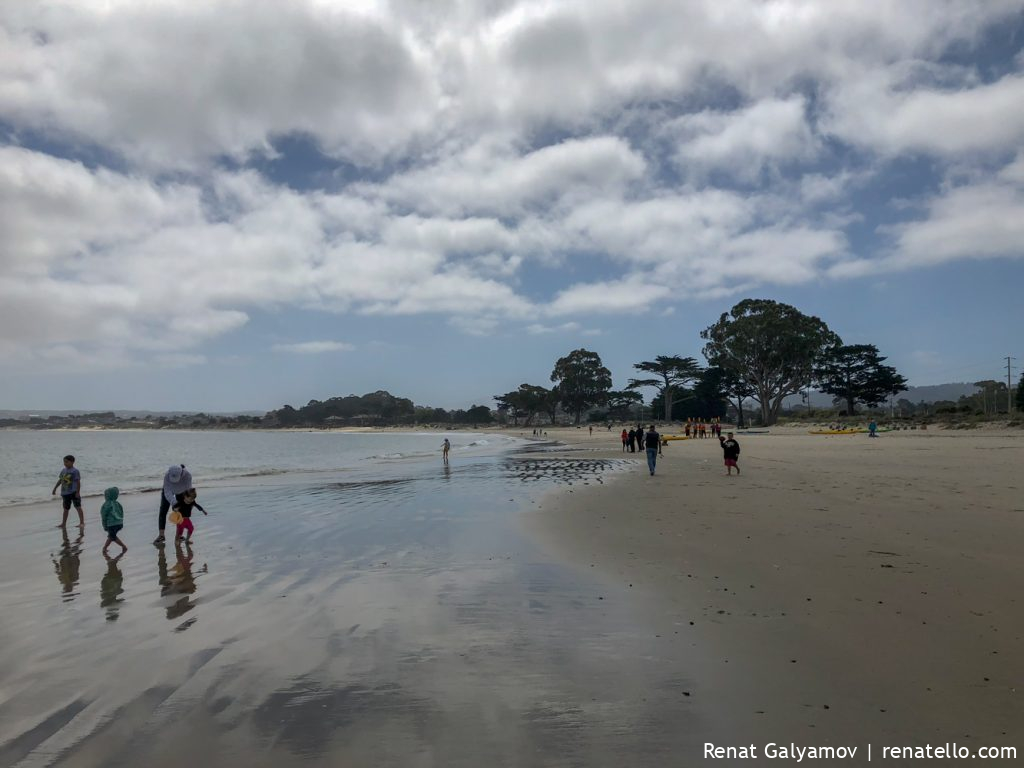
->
[0,429,519,509]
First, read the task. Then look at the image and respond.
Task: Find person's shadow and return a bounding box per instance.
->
[52,528,83,602]
[100,553,125,621]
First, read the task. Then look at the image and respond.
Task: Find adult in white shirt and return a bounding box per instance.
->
[154,464,192,544]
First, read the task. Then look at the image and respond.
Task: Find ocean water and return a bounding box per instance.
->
[0,429,518,509]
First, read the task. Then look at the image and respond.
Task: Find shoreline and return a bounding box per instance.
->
[521,426,1023,750]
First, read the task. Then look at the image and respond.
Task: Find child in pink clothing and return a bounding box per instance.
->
[172,488,207,542]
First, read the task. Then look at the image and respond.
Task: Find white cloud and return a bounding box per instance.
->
[526,321,581,334]
[369,135,646,217]
[0,1,439,169]
[824,71,1024,156]
[547,276,672,316]
[670,97,817,179]
[886,180,1024,268]
[2,0,1024,378]
[272,341,356,354]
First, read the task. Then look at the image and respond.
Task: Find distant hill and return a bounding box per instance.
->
[896,383,981,403]
[0,409,264,419]
[784,382,980,408]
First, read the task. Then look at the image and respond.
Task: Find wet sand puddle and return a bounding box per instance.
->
[0,453,701,767]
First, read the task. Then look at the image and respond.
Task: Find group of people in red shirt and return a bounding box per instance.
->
[684,418,721,439]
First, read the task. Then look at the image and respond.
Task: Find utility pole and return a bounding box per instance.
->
[1006,357,1017,414]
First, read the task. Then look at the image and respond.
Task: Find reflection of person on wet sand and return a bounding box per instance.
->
[163,540,206,620]
[100,554,125,621]
[442,438,451,463]
[52,528,83,599]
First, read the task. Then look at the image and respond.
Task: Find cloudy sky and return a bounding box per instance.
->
[2,0,1023,412]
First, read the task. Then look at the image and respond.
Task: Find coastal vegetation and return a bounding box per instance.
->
[5,298,1019,431]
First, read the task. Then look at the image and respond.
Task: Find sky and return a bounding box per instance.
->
[1,0,1023,413]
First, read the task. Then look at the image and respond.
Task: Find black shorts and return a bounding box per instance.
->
[62,494,83,511]
[106,524,123,540]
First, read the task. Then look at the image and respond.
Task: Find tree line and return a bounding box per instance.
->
[497,298,909,427]
[265,391,493,427]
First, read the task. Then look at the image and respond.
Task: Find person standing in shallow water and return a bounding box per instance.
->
[52,454,84,528]
[442,438,451,463]
[645,424,661,476]
[155,464,192,545]
[100,487,127,556]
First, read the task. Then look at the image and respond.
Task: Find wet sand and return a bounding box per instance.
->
[525,425,1023,759]
[0,450,709,767]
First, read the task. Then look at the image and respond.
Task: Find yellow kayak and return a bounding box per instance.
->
[808,429,864,435]
[662,435,693,441]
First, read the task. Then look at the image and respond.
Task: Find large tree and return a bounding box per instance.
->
[606,389,644,421]
[627,355,702,421]
[551,348,613,425]
[701,299,839,426]
[815,344,908,415]
[541,385,561,425]
[494,383,550,425]
[690,366,730,420]
[715,365,757,428]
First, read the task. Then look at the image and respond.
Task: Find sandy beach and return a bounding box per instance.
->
[1,425,1021,766]
[524,425,1023,758]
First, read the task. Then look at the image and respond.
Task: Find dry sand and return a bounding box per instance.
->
[523,424,1023,757]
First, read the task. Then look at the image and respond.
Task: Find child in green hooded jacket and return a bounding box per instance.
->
[100,487,127,555]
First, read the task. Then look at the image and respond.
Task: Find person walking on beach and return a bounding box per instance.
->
[627,428,636,452]
[636,425,645,451]
[171,488,206,542]
[442,438,451,463]
[100,487,127,556]
[52,454,85,528]
[155,464,192,545]
[868,419,878,438]
[645,424,661,476]
[621,428,628,451]
[719,431,741,475]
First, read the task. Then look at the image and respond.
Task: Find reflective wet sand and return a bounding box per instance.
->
[0,452,710,767]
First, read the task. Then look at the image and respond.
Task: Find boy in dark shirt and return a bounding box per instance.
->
[172,488,207,542]
[51,454,84,528]
[719,432,741,475]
